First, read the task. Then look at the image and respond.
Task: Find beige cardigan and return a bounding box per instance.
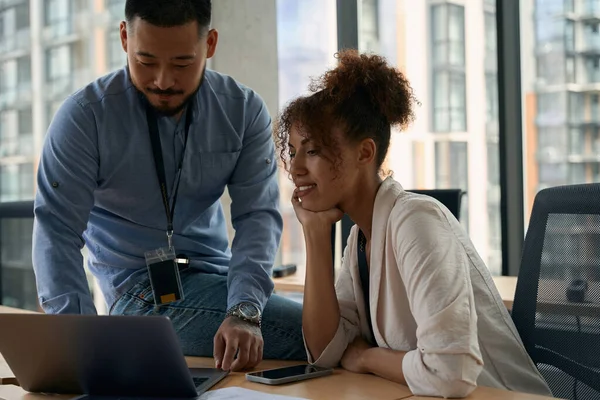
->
[306,178,552,398]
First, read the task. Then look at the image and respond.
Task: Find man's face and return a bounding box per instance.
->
[120,17,218,116]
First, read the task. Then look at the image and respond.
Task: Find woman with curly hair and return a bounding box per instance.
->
[275,50,552,398]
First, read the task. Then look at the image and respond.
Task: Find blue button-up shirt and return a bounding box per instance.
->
[32,67,282,315]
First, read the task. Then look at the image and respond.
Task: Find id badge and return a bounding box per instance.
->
[144,246,184,305]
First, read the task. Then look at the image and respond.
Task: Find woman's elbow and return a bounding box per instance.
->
[413,353,482,398]
[436,379,477,399]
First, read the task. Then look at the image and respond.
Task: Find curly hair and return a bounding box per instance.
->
[275,49,419,173]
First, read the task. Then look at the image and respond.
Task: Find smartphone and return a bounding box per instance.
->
[272,263,297,278]
[246,364,333,385]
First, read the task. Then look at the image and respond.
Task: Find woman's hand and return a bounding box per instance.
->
[341,337,373,374]
[291,189,344,232]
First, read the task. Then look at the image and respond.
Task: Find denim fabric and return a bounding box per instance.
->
[110,270,307,361]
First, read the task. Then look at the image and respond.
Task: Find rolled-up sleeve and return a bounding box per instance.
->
[304,240,361,368]
[226,91,282,312]
[33,97,98,315]
[393,201,484,398]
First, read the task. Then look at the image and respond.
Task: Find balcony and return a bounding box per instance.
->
[0,29,31,56]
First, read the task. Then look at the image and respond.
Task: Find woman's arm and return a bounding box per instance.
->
[361,347,408,386]
[302,226,340,359]
[390,201,484,398]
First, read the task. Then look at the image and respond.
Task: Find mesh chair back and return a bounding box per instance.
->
[512,184,600,400]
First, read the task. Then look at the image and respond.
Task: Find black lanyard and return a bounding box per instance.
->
[357,230,376,342]
[145,103,193,248]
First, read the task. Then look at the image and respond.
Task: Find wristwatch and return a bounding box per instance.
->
[226,302,262,327]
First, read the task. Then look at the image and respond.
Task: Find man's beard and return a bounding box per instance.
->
[130,64,206,117]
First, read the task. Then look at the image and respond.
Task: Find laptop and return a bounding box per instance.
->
[0,313,228,398]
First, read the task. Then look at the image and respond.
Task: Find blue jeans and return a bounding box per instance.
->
[110,269,307,361]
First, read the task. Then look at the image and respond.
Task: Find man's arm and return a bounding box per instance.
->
[225,91,282,313]
[33,96,99,315]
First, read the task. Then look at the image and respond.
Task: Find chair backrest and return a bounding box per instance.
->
[406,189,465,221]
[512,183,600,400]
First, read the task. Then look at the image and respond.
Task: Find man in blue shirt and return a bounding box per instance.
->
[32,0,305,372]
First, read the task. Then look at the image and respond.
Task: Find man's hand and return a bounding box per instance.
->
[341,337,373,374]
[214,316,263,372]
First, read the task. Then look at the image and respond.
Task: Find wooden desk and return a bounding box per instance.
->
[274,273,519,310]
[0,306,35,314]
[0,378,561,400]
[0,357,413,400]
[407,385,560,399]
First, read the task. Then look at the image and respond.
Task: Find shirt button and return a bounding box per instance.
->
[265,158,272,164]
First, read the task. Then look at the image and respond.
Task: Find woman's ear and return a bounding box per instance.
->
[357,138,377,166]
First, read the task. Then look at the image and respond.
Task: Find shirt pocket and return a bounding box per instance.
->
[182,150,240,201]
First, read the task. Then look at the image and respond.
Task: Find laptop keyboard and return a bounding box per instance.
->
[193,376,209,389]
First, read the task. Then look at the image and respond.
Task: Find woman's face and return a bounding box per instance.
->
[288,125,359,212]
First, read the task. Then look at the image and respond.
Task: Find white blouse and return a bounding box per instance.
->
[304,177,552,398]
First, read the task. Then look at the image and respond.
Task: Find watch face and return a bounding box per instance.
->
[239,303,259,318]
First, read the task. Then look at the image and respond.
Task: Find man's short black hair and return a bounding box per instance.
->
[124,0,211,35]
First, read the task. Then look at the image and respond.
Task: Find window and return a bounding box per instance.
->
[583,22,600,51]
[435,141,469,229]
[45,0,71,38]
[15,3,29,31]
[484,12,497,72]
[19,163,33,200]
[357,1,500,274]
[431,3,466,132]
[538,127,568,160]
[45,0,70,26]
[0,59,17,93]
[569,128,586,156]
[584,57,600,83]
[106,0,126,20]
[0,165,19,202]
[0,4,30,53]
[17,56,31,86]
[18,108,32,136]
[537,92,567,125]
[565,20,575,52]
[569,92,585,124]
[276,0,337,270]
[583,0,600,15]
[486,74,499,123]
[107,30,125,71]
[45,45,72,98]
[433,71,467,132]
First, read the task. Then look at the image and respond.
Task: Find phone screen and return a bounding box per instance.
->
[250,365,324,380]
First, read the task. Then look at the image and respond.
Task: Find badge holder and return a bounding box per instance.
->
[144,245,184,306]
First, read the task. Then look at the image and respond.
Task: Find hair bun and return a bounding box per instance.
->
[308,49,418,129]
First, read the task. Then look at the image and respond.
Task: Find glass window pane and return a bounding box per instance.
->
[1,218,37,311]
[277,0,337,269]
[524,0,600,225]
[361,1,500,274]
[0,0,139,311]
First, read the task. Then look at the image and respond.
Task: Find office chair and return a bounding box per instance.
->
[511,184,600,400]
[406,189,465,221]
[329,188,465,268]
